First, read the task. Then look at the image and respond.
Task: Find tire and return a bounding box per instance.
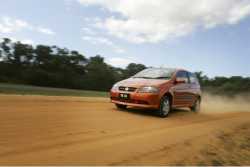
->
[115,104,127,110]
[158,96,171,117]
[190,98,201,112]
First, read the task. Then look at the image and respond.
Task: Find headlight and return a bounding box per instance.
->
[111,84,119,91]
[137,86,159,93]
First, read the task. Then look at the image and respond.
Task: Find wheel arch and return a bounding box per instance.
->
[162,92,173,106]
[196,95,202,101]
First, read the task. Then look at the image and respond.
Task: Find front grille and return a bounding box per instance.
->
[111,97,148,105]
[119,86,137,92]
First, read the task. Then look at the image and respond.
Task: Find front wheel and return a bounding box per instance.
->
[158,96,171,117]
[115,104,127,110]
[190,98,201,112]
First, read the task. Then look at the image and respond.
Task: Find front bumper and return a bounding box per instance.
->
[110,91,160,109]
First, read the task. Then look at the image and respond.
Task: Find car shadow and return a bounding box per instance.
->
[118,107,191,118]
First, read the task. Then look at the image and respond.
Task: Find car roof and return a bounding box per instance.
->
[147,67,189,73]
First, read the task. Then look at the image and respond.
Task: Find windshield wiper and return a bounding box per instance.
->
[154,77,170,79]
[133,76,154,79]
[133,76,169,79]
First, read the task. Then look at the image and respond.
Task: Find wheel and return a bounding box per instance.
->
[190,98,201,112]
[158,96,171,117]
[115,104,127,110]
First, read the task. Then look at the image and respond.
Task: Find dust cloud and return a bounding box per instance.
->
[201,93,250,113]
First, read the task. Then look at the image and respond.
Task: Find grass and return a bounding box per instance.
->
[0,83,109,97]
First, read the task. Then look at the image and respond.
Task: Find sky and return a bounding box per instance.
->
[0,0,250,77]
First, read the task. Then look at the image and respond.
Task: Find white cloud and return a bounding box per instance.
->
[0,24,11,34]
[106,57,136,68]
[0,16,55,36]
[82,35,113,45]
[78,0,250,43]
[1,37,34,45]
[0,16,32,34]
[114,47,125,54]
[82,27,97,35]
[20,39,34,45]
[37,27,55,35]
[82,35,125,53]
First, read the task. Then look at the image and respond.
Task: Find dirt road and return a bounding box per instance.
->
[0,95,250,165]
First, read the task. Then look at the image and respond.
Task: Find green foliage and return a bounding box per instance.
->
[124,63,146,78]
[0,38,249,95]
[195,71,250,96]
[0,38,147,91]
[83,55,116,91]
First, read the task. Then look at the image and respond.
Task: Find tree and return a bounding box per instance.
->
[84,55,116,90]
[34,45,52,65]
[0,38,12,62]
[194,71,209,85]
[70,51,87,66]
[13,42,34,66]
[125,63,146,78]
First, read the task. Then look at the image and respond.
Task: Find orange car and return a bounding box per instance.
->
[110,68,201,117]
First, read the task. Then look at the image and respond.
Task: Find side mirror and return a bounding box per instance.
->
[175,77,187,84]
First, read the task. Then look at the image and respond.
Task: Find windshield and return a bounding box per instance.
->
[132,68,175,79]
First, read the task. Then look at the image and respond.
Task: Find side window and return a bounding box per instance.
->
[189,72,198,84]
[176,71,188,82]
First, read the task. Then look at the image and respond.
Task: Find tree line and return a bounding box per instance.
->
[0,38,146,91]
[195,72,250,96]
[0,38,249,95]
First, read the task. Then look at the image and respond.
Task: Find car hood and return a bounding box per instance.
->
[117,78,170,88]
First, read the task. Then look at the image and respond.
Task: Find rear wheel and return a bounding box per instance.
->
[115,104,127,110]
[158,96,171,117]
[190,98,201,112]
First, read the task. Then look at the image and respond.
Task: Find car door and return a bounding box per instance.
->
[172,71,191,107]
[187,72,200,105]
